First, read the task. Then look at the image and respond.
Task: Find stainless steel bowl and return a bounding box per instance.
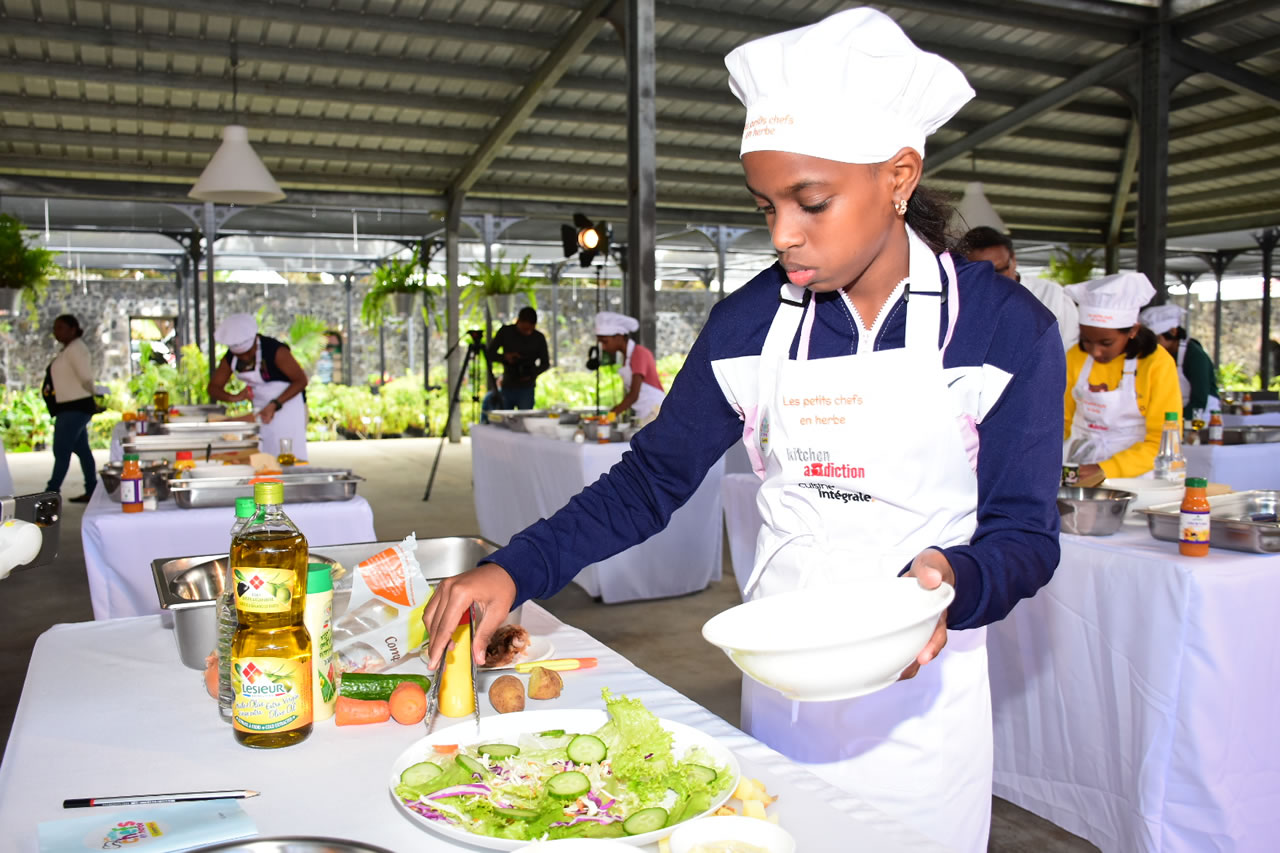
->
[100,460,173,502]
[191,838,395,853]
[1057,486,1136,536]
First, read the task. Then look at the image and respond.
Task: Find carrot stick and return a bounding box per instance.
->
[334,695,391,726]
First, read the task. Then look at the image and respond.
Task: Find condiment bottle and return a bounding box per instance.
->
[1179,477,1211,557]
[174,450,196,474]
[1208,410,1224,445]
[277,437,297,468]
[439,613,476,718]
[120,453,143,514]
[230,481,312,748]
[1242,392,1254,415]
[216,496,260,723]
[303,563,336,722]
[153,389,170,423]
[1152,412,1186,483]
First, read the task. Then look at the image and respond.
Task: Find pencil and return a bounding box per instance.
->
[63,790,259,808]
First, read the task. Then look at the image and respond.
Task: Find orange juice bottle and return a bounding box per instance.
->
[1179,477,1211,557]
[120,453,144,513]
[1208,411,1224,445]
[1242,393,1254,415]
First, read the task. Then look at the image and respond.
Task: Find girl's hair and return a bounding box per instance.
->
[1161,325,1188,341]
[906,186,953,255]
[1125,325,1159,359]
[54,314,84,338]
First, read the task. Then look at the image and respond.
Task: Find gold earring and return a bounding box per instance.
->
[894,198,908,216]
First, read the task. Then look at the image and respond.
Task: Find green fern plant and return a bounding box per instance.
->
[1043,246,1099,286]
[0,213,60,320]
[361,245,432,328]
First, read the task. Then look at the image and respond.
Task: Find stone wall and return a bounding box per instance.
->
[1184,297,1280,375]
[0,278,723,391]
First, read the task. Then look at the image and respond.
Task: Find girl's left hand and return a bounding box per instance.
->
[899,548,955,681]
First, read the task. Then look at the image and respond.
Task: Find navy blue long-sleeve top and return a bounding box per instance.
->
[486,256,1064,630]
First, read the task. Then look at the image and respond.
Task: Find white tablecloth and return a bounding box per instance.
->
[0,437,13,496]
[988,520,1280,852]
[1220,413,1280,428]
[0,606,948,852]
[80,486,376,619]
[1184,442,1280,491]
[470,425,725,603]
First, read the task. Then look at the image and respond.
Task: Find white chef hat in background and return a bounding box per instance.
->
[1139,304,1187,336]
[725,8,974,164]
[1065,273,1156,328]
[594,311,640,337]
[214,313,259,354]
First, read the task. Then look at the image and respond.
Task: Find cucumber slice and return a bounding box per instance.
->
[455,754,487,778]
[477,743,520,760]
[546,770,591,799]
[399,761,444,788]
[495,806,539,820]
[623,807,669,835]
[566,734,607,764]
[537,729,566,738]
[686,764,718,785]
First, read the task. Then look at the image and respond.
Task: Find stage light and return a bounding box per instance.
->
[561,212,610,267]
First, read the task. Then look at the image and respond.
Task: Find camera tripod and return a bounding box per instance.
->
[423,330,488,501]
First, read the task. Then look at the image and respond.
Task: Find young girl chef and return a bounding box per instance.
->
[1063,274,1184,481]
[209,313,310,461]
[424,9,1063,850]
[1139,303,1221,422]
[594,311,666,422]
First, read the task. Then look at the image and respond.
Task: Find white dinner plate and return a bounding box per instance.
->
[480,635,555,671]
[388,708,741,851]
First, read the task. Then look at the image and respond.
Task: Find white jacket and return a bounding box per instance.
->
[50,337,95,403]
[1021,275,1080,351]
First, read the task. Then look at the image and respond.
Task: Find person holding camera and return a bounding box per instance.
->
[486,307,549,410]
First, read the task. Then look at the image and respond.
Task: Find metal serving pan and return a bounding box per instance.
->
[486,409,549,431]
[168,467,364,509]
[158,421,259,438]
[1196,425,1280,444]
[1141,490,1280,554]
[122,434,259,461]
[152,536,498,669]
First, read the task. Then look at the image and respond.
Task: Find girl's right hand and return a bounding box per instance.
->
[421,563,518,670]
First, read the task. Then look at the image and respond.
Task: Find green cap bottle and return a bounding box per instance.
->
[124,452,139,461]
[1164,412,1179,421]
[253,481,284,506]
[306,563,332,595]
[234,496,257,519]
[1186,477,1208,488]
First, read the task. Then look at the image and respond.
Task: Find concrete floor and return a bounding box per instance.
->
[0,438,1096,852]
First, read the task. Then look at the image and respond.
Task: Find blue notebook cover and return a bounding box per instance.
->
[38,799,257,852]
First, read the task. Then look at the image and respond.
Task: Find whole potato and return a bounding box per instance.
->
[488,674,526,714]
[527,665,564,700]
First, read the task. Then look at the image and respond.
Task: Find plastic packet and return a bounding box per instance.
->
[330,533,433,673]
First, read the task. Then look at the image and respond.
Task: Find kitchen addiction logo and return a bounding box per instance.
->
[787,447,873,503]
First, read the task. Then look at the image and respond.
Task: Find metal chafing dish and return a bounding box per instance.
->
[158,420,259,438]
[122,433,259,460]
[168,467,364,509]
[486,409,549,431]
[1197,425,1280,444]
[100,460,173,502]
[1141,490,1280,554]
[153,536,498,669]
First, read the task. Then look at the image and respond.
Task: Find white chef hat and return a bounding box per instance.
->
[1139,304,1187,336]
[594,311,639,337]
[214,313,258,354]
[725,8,974,164]
[1065,273,1156,328]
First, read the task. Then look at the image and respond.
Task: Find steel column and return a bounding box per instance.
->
[623,0,658,351]
[203,202,217,376]
[1136,19,1173,299]
[174,263,185,364]
[1204,251,1238,368]
[343,273,354,386]
[188,235,202,361]
[446,190,464,443]
[1257,228,1278,388]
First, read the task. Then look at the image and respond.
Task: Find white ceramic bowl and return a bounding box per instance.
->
[555,423,579,441]
[668,816,797,853]
[701,577,953,702]
[1103,477,1185,513]
[514,842,635,852]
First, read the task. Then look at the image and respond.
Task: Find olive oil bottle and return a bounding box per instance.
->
[230,481,313,748]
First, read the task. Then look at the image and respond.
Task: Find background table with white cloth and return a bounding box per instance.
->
[471,424,725,603]
[0,438,13,496]
[1220,413,1280,427]
[80,486,376,619]
[720,472,1280,852]
[0,604,949,852]
[1183,442,1280,491]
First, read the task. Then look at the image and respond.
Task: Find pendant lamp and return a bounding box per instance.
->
[189,46,285,204]
[950,181,1005,234]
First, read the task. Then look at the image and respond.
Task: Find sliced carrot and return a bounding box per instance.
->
[389,681,428,725]
[334,695,392,726]
[433,744,459,754]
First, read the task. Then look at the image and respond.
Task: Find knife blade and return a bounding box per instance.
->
[469,604,481,732]
[424,652,443,734]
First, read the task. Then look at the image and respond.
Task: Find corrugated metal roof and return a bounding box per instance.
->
[0,0,1277,276]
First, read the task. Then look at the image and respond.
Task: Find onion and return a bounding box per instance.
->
[428,784,492,800]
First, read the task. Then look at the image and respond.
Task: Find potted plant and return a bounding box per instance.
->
[361,245,434,328]
[1042,246,1099,286]
[464,252,538,342]
[0,213,60,319]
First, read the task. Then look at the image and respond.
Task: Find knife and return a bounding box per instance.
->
[469,604,481,732]
[424,652,443,734]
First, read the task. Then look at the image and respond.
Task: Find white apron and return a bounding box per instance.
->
[619,339,666,422]
[1176,340,1220,419]
[236,336,308,461]
[741,229,992,853]
[1064,355,1146,466]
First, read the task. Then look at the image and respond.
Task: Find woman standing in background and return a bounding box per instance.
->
[43,314,99,502]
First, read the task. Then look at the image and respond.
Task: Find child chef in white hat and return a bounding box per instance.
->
[424,10,1064,850]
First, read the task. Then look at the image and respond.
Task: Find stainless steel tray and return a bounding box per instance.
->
[486,409,548,431]
[1196,425,1280,444]
[159,421,259,438]
[168,467,363,508]
[122,434,259,460]
[1140,490,1280,553]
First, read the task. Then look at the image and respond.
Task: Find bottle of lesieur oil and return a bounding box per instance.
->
[230,481,312,748]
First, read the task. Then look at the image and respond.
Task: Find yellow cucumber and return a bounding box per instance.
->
[439,621,475,717]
